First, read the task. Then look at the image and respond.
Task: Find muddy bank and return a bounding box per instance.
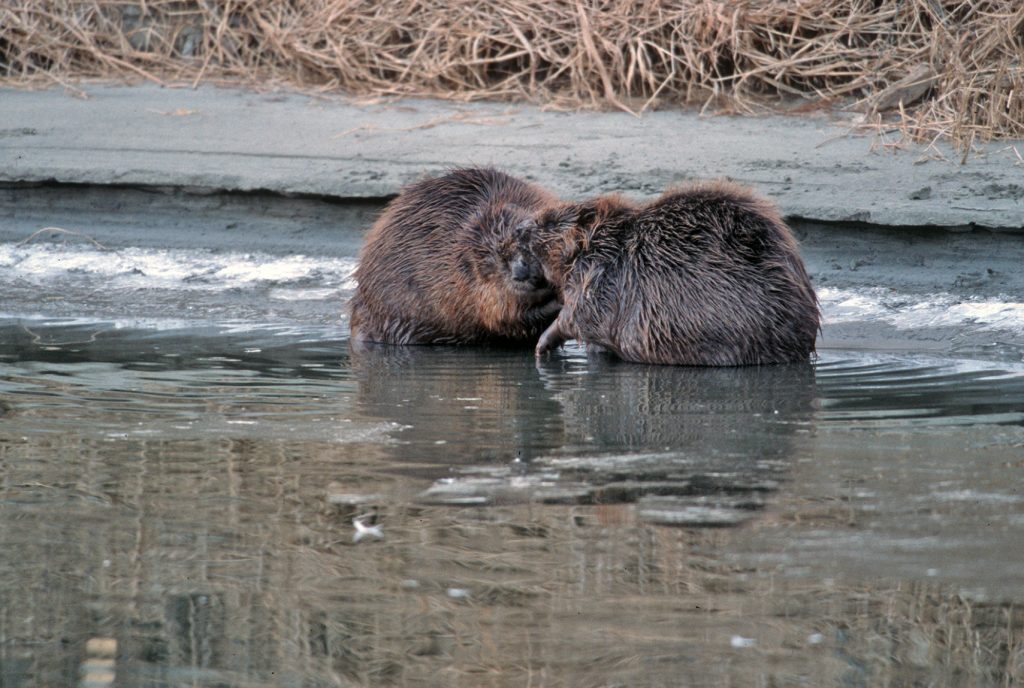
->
[2,84,1023,229]
[0,182,375,256]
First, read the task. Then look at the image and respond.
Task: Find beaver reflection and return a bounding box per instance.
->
[350,345,564,465]
[352,340,816,467]
[537,356,817,461]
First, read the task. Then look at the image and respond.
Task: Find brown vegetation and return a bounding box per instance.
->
[1,1,1021,149]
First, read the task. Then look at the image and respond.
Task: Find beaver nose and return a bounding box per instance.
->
[510,256,532,282]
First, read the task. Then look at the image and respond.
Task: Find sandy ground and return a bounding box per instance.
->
[2,83,1023,229]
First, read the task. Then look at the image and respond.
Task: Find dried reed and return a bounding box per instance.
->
[1,0,1021,149]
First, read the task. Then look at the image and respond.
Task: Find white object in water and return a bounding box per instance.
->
[352,516,383,543]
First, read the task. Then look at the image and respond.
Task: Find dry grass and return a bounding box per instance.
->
[1,1,1022,149]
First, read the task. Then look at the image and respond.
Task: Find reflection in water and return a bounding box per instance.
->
[350,343,564,464]
[540,352,816,455]
[354,346,817,525]
[1,321,1023,686]
[351,345,817,464]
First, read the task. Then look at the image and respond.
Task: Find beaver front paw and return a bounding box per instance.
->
[535,317,569,357]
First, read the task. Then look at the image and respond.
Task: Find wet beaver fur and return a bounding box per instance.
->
[531,180,820,365]
[349,168,560,345]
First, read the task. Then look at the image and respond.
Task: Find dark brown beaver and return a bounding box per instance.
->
[530,180,820,365]
[349,168,560,345]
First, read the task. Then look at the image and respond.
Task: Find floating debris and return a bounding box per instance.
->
[352,516,383,543]
[730,635,757,649]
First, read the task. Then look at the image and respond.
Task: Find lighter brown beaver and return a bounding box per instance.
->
[530,180,820,365]
[349,168,560,346]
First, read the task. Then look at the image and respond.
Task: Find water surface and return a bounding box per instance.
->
[1,235,1023,686]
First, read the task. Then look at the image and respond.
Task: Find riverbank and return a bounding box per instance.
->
[2,83,1022,229]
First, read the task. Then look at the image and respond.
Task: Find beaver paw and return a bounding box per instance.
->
[535,319,568,357]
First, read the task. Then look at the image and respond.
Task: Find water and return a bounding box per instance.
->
[2,232,1024,686]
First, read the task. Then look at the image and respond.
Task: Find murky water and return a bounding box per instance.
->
[1,230,1023,686]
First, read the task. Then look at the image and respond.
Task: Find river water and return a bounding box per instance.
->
[1,215,1023,686]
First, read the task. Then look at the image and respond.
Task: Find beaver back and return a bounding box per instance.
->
[552,181,820,365]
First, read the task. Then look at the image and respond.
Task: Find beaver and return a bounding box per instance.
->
[349,168,561,346]
[530,180,820,365]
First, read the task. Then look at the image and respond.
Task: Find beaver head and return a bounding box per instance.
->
[465,203,553,304]
[529,195,633,288]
